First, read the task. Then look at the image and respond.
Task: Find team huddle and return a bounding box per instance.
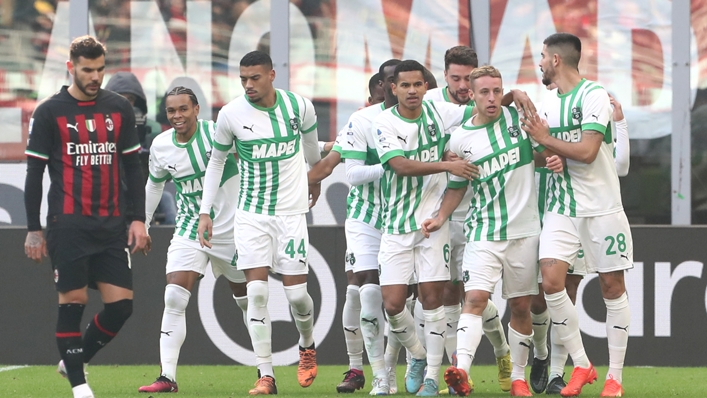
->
[24,32,631,398]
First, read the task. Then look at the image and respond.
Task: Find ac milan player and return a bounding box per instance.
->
[24,35,148,398]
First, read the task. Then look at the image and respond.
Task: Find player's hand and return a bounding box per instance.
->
[309,182,321,208]
[445,158,479,180]
[546,155,564,173]
[197,214,213,248]
[511,89,537,117]
[128,221,149,254]
[24,230,47,263]
[143,235,152,255]
[442,150,460,162]
[608,94,624,121]
[521,113,550,144]
[421,217,444,238]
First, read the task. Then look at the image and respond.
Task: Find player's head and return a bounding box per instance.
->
[392,60,426,111]
[378,59,402,105]
[165,86,200,136]
[67,35,106,100]
[540,33,581,85]
[444,46,478,104]
[240,50,275,104]
[423,67,438,90]
[469,65,503,119]
[368,72,385,105]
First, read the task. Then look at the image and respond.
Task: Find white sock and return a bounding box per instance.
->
[414,299,426,350]
[160,284,190,381]
[508,325,533,382]
[72,383,93,398]
[456,313,483,374]
[284,282,315,348]
[444,304,461,363]
[423,306,446,383]
[549,325,568,380]
[531,310,550,360]
[342,285,363,370]
[605,292,630,383]
[405,293,415,374]
[385,331,402,373]
[545,290,589,368]
[386,306,426,360]
[233,294,249,328]
[482,300,509,357]
[360,284,386,375]
[247,280,273,377]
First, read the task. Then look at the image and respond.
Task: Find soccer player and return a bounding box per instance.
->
[522,33,633,397]
[374,60,479,397]
[423,65,563,397]
[424,46,513,393]
[197,51,322,395]
[369,72,386,106]
[24,35,148,398]
[529,89,630,395]
[137,87,248,393]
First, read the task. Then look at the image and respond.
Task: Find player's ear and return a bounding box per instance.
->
[66,60,74,75]
[269,68,276,82]
[194,104,200,116]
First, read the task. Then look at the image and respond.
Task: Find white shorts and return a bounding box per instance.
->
[449,220,466,283]
[539,211,633,273]
[166,237,246,283]
[536,246,589,283]
[378,224,450,286]
[345,219,382,273]
[463,235,539,299]
[234,209,310,276]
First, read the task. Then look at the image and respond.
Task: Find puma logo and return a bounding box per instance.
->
[446,323,453,329]
[532,320,548,326]
[243,124,254,132]
[552,319,568,326]
[463,149,473,156]
[613,325,629,332]
[299,259,307,264]
[297,310,312,317]
[161,330,172,336]
[457,326,467,333]
[390,328,407,334]
[620,254,629,260]
[429,330,445,338]
[361,317,378,325]
[519,341,531,348]
[485,314,499,323]
[67,122,79,132]
[397,135,408,144]
[167,164,177,172]
[344,327,359,335]
[250,317,266,324]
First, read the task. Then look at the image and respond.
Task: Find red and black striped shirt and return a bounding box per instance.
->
[25,86,141,229]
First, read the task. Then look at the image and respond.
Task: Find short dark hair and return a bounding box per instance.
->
[69,35,106,63]
[444,46,478,70]
[378,59,402,78]
[393,60,425,83]
[543,33,582,69]
[240,51,273,69]
[368,73,381,94]
[422,68,438,89]
[166,86,199,106]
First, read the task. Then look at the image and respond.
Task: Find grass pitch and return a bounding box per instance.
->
[0,364,701,397]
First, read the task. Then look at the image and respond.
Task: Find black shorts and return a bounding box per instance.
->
[46,219,132,293]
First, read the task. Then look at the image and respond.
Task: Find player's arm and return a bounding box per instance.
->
[308,150,341,185]
[521,114,604,164]
[144,147,169,253]
[346,158,384,186]
[421,183,468,238]
[500,89,537,117]
[341,116,384,186]
[610,95,630,176]
[24,156,48,262]
[300,97,323,206]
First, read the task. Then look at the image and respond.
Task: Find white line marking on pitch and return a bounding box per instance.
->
[0,366,29,372]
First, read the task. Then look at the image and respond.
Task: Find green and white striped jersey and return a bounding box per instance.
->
[213,89,317,216]
[375,100,469,234]
[448,107,542,241]
[538,79,620,217]
[424,88,475,222]
[149,120,239,242]
[339,103,386,230]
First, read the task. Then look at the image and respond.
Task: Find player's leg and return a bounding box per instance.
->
[444,221,465,364]
[277,214,317,388]
[229,281,249,327]
[507,294,533,397]
[383,284,414,395]
[337,269,366,393]
[529,283,550,393]
[482,298,512,392]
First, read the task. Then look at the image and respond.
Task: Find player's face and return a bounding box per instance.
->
[444,63,474,104]
[240,65,275,104]
[539,45,556,86]
[393,71,426,111]
[471,75,503,119]
[381,65,398,105]
[68,55,105,100]
[165,94,200,136]
[369,82,385,105]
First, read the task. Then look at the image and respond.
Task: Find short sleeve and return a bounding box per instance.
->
[213,108,236,152]
[580,87,612,135]
[340,113,369,160]
[148,145,169,183]
[25,103,53,161]
[301,96,318,133]
[374,114,404,165]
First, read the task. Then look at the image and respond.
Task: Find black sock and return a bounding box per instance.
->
[82,299,133,363]
[56,303,86,387]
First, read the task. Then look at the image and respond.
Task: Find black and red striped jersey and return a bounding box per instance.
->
[26,86,139,224]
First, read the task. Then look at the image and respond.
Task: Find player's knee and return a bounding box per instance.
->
[247,280,269,308]
[164,284,191,311]
[530,291,547,314]
[104,298,133,324]
[284,282,313,311]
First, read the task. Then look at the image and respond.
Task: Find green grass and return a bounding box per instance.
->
[0,364,702,397]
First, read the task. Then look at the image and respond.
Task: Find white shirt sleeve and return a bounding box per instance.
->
[346,158,384,186]
[428,101,471,133]
[613,118,630,176]
[200,110,233,214]
[374,112,404,164]
[144,179,165,232]
[581,88,612,134]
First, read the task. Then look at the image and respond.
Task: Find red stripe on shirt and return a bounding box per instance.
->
[77,101,95,107]
[57,116,74,214]
[55,332,82,338]
[111,113,122,216]
[74,115,93,216]
[94,114,110,216]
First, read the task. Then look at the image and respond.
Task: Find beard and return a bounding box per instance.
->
[450,89,470,105]
[542,77,552,86]
[75,77,99,99]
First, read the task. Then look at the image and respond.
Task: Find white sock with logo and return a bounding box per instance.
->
[284,283,315,348]
[544,290,589,369]
[423,306,447,383]
[160,284,190,382]
[531,309,550,360]
[247,280,273,377]
[549,325,568,380]
[605,292,630,383]
[386,306,426,360]
[482,300,509,358]
[360,284,386,375]
[508,325,533,382]
[342,285,363,370]
[444,304,461,363]
[456,313,483,374]
[233,294,249,328]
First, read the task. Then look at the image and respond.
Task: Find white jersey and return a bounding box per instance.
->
[448,107,542,241]
[213,89,317,216]
[149,120,239,242]
[538,79,620,217]
[424,87,475,222]
[339,103,386,230]
[375,100,469,234]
